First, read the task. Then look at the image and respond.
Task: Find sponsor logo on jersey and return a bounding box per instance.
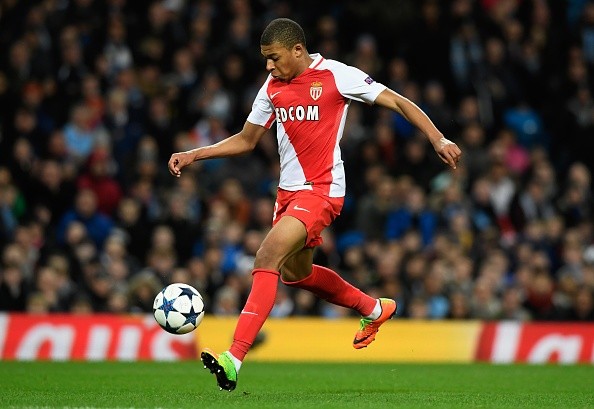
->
[275,105,319,123]
[310,81,323,101]
[364,76,375,84]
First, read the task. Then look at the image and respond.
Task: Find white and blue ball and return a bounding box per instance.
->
[153,283,205,334]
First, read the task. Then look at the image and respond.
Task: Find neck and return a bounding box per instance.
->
[304,53,314,66]
[293,53,314,79]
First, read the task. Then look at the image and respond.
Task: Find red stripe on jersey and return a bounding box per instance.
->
[311,57,325,69]
[264,112,276,128]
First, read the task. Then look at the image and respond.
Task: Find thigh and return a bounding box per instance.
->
[254,215,308,271]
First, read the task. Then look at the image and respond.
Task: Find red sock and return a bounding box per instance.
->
[282,264,376,316]
[229,268,280,361]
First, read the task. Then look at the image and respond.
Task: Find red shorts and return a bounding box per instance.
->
[273,189,344,248]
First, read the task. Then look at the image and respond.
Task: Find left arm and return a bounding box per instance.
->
[374,88,462,169]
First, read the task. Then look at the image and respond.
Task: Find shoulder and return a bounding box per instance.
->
[314,59,370,81]
[315,58,350,73]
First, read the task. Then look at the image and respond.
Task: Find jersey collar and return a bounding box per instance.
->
[308,53,323,69]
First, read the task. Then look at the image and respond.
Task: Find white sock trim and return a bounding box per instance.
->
[227,351,242,372]
[364,299,381,321]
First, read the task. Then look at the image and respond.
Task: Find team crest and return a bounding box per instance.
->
[310,81,323,101]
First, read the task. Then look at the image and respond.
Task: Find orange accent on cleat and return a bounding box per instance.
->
[353,298,397,349]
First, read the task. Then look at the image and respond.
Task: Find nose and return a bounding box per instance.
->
[266,59,275,72]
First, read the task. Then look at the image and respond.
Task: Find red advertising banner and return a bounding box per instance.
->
[0,313,196,361]
[476,322,594,364]
[3,313,594,364]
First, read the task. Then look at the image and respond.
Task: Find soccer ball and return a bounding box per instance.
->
[153,283,205,334]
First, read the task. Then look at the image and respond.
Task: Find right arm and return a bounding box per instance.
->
[329,60,461,169]
[168,120,267,177]
[374,89,461,169]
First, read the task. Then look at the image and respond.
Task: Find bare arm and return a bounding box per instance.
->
[168,121,268,177]
[374,88,462,169]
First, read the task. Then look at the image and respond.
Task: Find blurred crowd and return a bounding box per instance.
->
[0,0,593,321]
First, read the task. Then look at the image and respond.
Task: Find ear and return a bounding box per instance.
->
[293,43,305,58]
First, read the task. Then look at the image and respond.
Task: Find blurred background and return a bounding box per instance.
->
[0,0,592,323]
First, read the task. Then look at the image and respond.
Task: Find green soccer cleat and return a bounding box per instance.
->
[353,298,397,349]
[201,349,238,391]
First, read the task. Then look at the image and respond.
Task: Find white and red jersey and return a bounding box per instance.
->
[247,53,386,197]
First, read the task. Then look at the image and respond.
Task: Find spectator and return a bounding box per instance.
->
[448,291,471,319]
[470,277,501,320]
[509,179,556,231]
[386,185,437,247]
[26,292,50,314]
[469,177,499,234]
[213,285,241,316]
[56,188,115,248]
[498,286,531,321]
[127,270,161,313]
[449,21,483,97]
[30,160,76,227]
[423,261,450,319]
[114,197,152,263]
[422,81,455,136]
[356,175,397,241]
[103,87,144,173]
[524,270,558,320]
[407,296,430,319]
[107,290,129,314]
[270,286,294,318]
[566,287,594,321]
[103,17,134,79]
[63,104,103,165]
[55,34,88,110]
[0,1,592,322]
[0,264,28,311]
[77,149,123,216]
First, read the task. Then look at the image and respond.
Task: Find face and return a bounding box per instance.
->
[260,42,304,82]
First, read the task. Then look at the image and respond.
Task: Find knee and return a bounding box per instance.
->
[254,245,284,271]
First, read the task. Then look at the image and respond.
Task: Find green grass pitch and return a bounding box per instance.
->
[0,361,593,408]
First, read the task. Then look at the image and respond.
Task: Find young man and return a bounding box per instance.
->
[168,18,461,391]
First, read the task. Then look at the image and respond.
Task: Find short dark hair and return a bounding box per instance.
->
[260,18,306,49]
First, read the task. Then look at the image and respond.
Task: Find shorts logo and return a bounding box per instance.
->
[310,81,323,101]
[293,205,311,213]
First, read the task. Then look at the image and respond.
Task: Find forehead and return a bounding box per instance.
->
[260,42,291,56]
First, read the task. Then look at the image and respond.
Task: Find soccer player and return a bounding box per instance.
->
[168,18,461,391]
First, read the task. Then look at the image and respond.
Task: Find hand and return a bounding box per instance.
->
[168,151,194,177]
[433,137,462,169]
